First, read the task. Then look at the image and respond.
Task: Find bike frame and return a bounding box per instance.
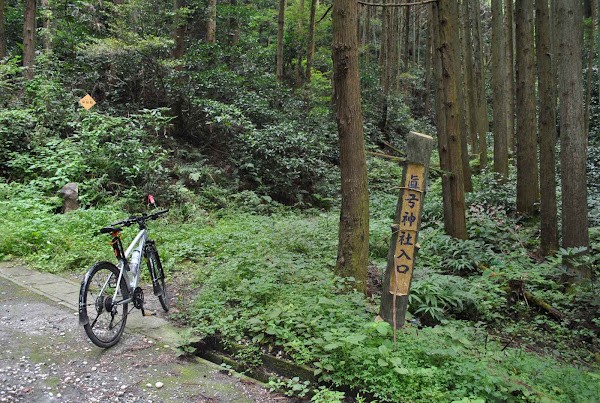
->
[103,228,148,306]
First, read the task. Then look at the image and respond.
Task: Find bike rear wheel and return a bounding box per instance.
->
[80,262,128,348]
[146,246,169,312]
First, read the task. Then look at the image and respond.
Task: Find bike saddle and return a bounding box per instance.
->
[99,226,123,234]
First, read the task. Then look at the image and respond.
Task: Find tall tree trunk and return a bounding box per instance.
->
[206,0,217,43]
[415,7,421,66]
[395,8,404,93]
[230,0,239,46]
[379,1,388,86]
[462,0,478,155]
[424,6,432,115]
[22,0,36,80]
[173,0,186,58]
[364,5,371,64]
[456,1,472,192]
[536,0,559,256]
[434,0,468,240]
[585,0,596,134]
[470,0,489,167]
[332,0,370,292]
[403,4,410,92]
[515,0,539,215]
[491,0,508,179]
[276,0,285,82]
[504,0,515,157]
[557,0,590,277]
[41,0,51,51]
[0,0,6,59]
[306,0,317,82]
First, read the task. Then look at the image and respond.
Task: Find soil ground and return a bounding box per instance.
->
[0,272,289,402]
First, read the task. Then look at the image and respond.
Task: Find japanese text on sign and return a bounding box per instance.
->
[390,163,425,296]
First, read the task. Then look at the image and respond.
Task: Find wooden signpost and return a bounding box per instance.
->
[379,131,433,329]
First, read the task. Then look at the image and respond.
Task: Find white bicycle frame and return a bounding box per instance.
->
[98,228,148,306]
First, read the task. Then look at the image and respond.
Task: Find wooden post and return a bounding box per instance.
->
[379,131,433,328]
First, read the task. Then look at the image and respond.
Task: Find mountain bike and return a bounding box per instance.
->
[79,209,169,348]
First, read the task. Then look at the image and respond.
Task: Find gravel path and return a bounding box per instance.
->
[0,275,288,403]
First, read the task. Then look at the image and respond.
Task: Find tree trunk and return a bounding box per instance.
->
[378,1,387,85]
[584,0,596,134]
[395,8,404,93]
[22,0,36,80]
[206,0,217,43]
[173,0,186,58]
[455,1,472,192]
[505,0,515,157]
[557,0,590,277]
[536,0,558,256]
[332,0,370,292]
[0,0,6,59]
[491,0,508,179]
[403,4,410,91]
[515,0,539,215]
[415,7,421,66]
[276,0,285,82]
[434,0,468,240]
[470,0,489,167]
[306,0,317,82]
[424,6,432,115]
[230,0,240,46]
[462,0,477,155]
[364,5,371,64]
[41,0,51,51]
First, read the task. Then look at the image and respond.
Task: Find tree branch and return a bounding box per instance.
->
[358,0,438,7]
[317,5,333,24]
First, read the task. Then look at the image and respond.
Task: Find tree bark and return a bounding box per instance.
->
[455,1,472,192]
[504,0,515,157]
[22,0,36,80]
[557,0,590,277]
[424,5,432,115]
[173,0,186,58]
[403,4,410,91]
[536,0,558,256]
[585,0,596,134]
[276,0,285,82]
[470,0,489,167]
[433,0,468,240]
[206,0,217,43]
[41,0,51,51]
[230,0,240,46]
[306,0,317,82]
[0,0,6,59]
[491,0,508,179]
[515,0,539,215]
[462,0,477,155]
[332,0,370,292]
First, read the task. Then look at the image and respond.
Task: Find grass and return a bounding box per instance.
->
[1,174,600,401]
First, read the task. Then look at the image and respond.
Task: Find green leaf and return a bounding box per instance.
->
[394,367,409,375]
[323,343,340,351]
[378,358,388,367]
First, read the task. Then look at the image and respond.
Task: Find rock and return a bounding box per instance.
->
[155,382,163,389]
[58,183,79,213]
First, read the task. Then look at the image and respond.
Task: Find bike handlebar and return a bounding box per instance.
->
[110,209,170,228]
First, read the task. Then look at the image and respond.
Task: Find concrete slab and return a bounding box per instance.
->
[0,264,38,277]
[35,281,80,297]
[18,272,65,285]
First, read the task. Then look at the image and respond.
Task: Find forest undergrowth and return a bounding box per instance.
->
[1,32,600,402]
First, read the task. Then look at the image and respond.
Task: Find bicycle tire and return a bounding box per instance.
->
[146,246,169,312]
[79,262,128,348]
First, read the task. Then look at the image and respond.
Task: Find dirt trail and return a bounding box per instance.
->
[0,272,287,402]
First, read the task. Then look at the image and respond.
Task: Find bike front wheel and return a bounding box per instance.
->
[146,246,169,312]
[79,262,128,348]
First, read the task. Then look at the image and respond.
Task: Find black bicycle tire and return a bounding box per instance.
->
[147,247,169,312]
[80,262,128,348]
